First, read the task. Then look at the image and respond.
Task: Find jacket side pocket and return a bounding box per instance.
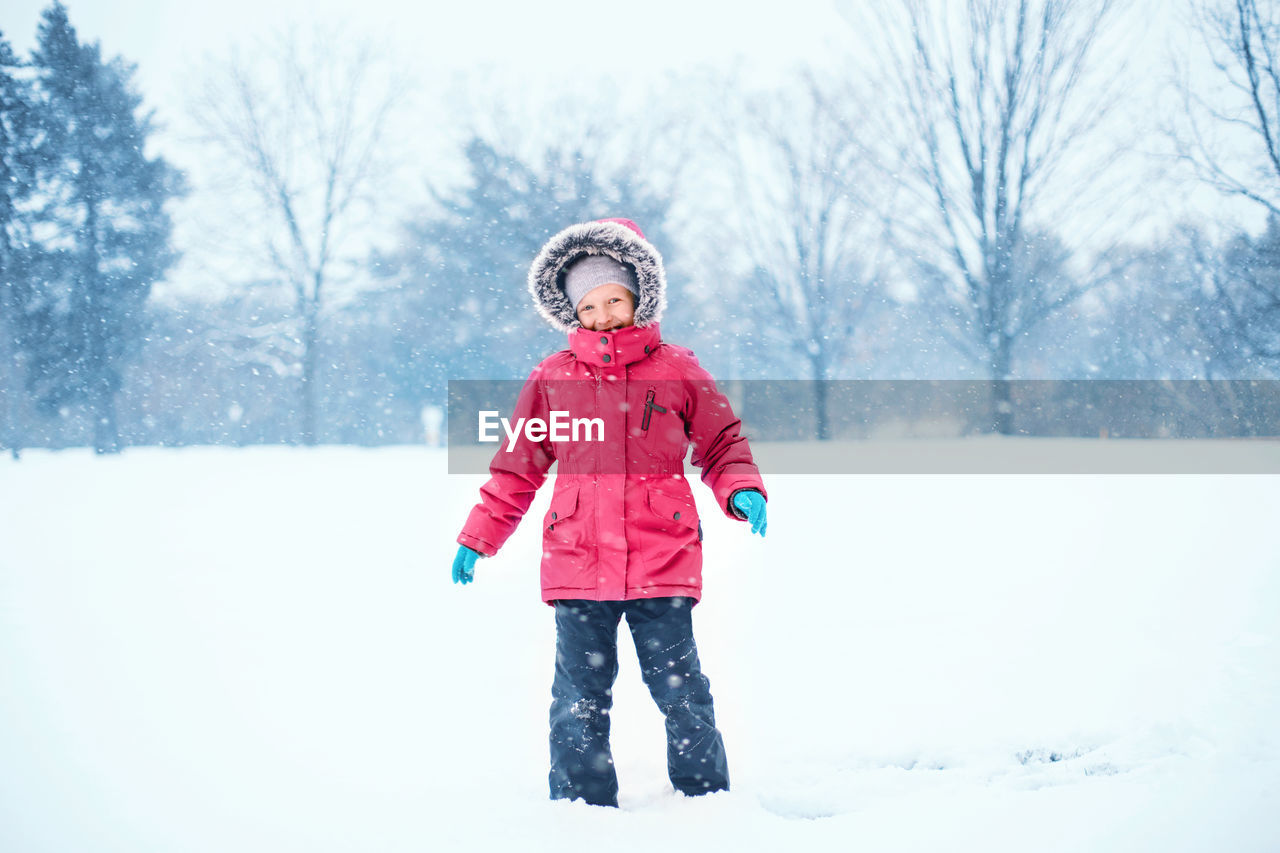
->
[646,487,699,533]
[545,483,580,532]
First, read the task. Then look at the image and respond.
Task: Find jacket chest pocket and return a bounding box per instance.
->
[645,487,699,534]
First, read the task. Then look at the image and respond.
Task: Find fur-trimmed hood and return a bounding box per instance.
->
[528,218,666,333]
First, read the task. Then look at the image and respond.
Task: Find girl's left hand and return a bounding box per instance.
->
[732,490,767,537]
[452,544,483,584]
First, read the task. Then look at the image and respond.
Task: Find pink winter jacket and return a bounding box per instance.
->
[456,321,766,604]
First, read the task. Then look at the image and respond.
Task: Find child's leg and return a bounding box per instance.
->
[549,599,624,807]
[623,596,730,796]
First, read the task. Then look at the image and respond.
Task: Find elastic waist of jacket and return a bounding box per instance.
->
[554,464,687,477]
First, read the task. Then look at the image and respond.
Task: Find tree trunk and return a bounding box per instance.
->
[0,317,21,458]
[82,194,119,455]
[299,305,319,445]
[91,380,120,454]
[990,335,1014,436]
[1,370,22,459]
[811,349,830,441]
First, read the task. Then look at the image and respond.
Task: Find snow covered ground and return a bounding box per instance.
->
[1,444,1277,852]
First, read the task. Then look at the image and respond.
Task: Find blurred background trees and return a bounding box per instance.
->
[3,2,182,454]
[2,0,1279,451]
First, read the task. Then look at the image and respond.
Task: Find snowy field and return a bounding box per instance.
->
[1,444,1278,852]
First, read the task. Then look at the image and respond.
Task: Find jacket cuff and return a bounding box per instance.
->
[457,532,496,557]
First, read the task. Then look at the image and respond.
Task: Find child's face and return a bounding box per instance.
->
[575,283,636,331]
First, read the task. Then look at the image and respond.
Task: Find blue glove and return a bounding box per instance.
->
[452,545,483,584]
[731,490,767,537]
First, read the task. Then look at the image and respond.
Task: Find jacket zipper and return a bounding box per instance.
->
[641,388,667,432]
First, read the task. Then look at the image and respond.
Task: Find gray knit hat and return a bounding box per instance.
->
[529,218,666,332]
[562,254,639,311]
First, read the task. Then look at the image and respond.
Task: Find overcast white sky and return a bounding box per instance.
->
[3,0,853,102]
[4,1,872,298]
[1,0,1266,301]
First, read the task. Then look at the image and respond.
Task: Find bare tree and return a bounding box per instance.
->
[705,68,887,439]
[1178,0,1280,210]
[1174,0,1280,371]
[189,27,405,444]
[844,0,1129,432]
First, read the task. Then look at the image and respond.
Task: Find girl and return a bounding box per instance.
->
[451,217,768,807]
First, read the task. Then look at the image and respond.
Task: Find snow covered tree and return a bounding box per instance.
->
[0,29,39,456]
[20,2,183,453]
[374,134,672,410]
[1067,228,1226,380]
[1214,215,1280,369]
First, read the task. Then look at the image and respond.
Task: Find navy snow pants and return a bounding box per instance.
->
[548,596,729,807]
